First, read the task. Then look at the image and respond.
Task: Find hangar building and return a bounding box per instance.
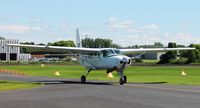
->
[0,39,31,61]
[0,39,19,61]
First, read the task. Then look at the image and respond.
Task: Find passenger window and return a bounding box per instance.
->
[102,50,108,57]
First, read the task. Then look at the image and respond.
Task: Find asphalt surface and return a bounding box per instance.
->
[0,74,200,108]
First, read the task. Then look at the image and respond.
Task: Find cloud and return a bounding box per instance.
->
[107,17,133,29]
[175,32,200,44]
[105,17,199,46]
[139,24,160,30]
[105,17,165,46]
[0,24,42,34]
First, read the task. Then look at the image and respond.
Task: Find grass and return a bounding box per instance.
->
[0,81,41,91]
[143,60,159,64]
[1,64,200,86]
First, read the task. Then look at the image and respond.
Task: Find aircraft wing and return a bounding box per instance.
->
[6,44,101,54]
[119,47,196,55]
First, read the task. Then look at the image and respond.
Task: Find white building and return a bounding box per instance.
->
[0,39,31,61]
[142,52,166,60]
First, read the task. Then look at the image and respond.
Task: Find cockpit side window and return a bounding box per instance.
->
[101,49,116,57]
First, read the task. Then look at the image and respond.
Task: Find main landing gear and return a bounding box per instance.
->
[80,69,92,83]
[81,75,86,83]
[80,68,127,85]
[119,75,127,85]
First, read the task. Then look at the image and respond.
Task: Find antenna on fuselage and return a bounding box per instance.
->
[76,28,82,48]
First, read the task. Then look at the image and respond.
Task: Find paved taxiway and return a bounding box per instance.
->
[0,74,200,108]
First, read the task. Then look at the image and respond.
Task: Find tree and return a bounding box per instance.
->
[82,37,121,48]
[158,42,177,64]
[182,44,200,63]
[127,42,164,48]
[167,42,178,59]
[48,40,75,47]
[154,42,164,48]
[20,42,35,53]
[82,38,94,48]
[111,43,122,49]
[21,40,75,54]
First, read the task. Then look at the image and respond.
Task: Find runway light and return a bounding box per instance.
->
[107,73,114,78]
[181,69,187,76]
[54,70,60,76]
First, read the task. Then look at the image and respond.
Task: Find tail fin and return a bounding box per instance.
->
[76,28,82,48]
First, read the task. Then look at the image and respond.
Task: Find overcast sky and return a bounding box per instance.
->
[0,0,200,46]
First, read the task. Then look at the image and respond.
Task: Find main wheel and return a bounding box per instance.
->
[119,78,124,85]
[81,75,86,83]
[123,75,127,83]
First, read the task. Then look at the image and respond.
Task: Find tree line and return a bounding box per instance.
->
[158,43,200,64]
[20,38,121,54]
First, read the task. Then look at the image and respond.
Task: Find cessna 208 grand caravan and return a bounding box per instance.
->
[7,29,195,85]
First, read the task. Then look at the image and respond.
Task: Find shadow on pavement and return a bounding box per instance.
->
[30,80,167,85]
[31,80,114,85]
[127,82,167,84]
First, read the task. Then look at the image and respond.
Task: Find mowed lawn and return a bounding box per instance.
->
[1,64,200,85]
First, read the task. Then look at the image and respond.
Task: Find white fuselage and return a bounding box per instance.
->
[79,52,131,70]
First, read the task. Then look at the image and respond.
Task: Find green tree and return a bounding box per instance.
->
[158,42,177,64]
[82,38,94,48]
[127,42,164,48]
[82,38,121,48]
[21,40,75,54]
[48,40,75,47]
[20,42,35,53]
[167,42,178,59]
[182,44,200,63]
[154,42,164,48]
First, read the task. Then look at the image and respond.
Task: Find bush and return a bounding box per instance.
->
[170,57,188,64]
[133,58,143,63]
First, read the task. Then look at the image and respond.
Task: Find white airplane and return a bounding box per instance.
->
[7,29,195,85]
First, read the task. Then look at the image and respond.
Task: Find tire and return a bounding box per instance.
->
[123,75,127,83]
[119,78,124,85]
[81,75,86,83]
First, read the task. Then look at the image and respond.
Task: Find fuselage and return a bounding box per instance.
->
[78,49,131,70]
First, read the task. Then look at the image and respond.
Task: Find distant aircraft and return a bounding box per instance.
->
[7,29,195,85]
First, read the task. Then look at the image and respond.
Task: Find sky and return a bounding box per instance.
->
[0,0,200,46]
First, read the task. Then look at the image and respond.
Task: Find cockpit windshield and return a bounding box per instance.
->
[114,49,120,54]
[101,49,117,57]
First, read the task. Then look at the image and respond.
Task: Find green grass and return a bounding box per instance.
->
[1,64,200,86]
[143,60,159,63]
[0,81,41,91]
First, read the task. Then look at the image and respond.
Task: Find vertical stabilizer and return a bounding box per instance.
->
[76,28,82,48]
